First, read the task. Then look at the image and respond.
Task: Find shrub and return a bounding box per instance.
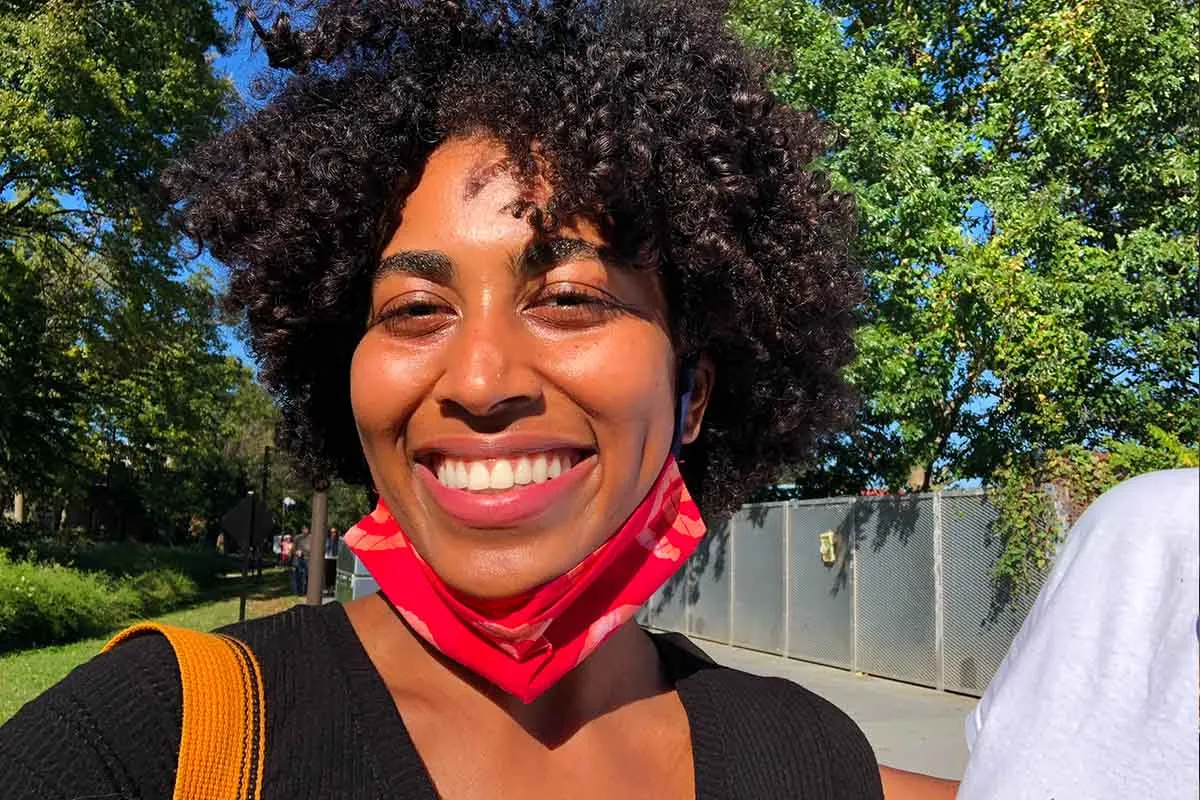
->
[992,427,1198,595]
[0,552,204,652]
[4,539,231,588]
[0,551,139,651]
[0,520,43,550]
[121,569,198,616]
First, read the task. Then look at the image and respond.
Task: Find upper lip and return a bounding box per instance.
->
[412,434,596,462]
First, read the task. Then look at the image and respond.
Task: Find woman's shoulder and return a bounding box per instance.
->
[652,632,883,799]
[651,631,871,743]
[0,630,182,798]
[0,602,338,798]
[214,598,336,653]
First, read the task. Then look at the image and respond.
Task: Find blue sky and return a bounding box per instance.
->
[199,10,269,367]
[214,6,269,102]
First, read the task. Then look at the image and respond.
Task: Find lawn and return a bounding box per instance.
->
[0,568,302,724]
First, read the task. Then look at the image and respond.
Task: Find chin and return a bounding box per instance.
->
[418,532,597,601]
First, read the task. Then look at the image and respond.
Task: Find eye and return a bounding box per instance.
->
[371,294,456,337]
[525,283,625,328]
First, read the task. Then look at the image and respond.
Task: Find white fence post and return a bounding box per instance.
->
[727,513,737,646]
[782,503,791,658]
[933,490,946,691]
[851,498,860,673]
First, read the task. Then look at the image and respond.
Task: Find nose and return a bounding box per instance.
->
[433,311,543,426]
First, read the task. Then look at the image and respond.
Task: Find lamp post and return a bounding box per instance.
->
[306,477,330,606]
[238,490,255,623]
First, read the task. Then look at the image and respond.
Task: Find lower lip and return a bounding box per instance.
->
[416,456,597,528]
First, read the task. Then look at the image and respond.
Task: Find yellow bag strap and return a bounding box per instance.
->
[103,622,266,800]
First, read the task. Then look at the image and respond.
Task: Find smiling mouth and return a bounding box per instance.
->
[423,449,592,492]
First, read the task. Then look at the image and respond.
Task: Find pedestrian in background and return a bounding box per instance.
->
[279,533,293,568]
[291,526,310,597]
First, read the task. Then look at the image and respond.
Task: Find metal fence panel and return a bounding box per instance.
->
[635,603,651,627]
[730,503,786,654]
[786,501,854,668]
[642,566,690,632]
[685,518,733,643]
[940,492,1039,695]
[854,495,938,687]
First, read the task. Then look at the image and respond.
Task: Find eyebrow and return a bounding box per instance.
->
[376,238,606,286]
[509,238,603,280]
[375,250,455,285]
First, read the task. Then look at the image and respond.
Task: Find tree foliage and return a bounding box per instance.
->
[0,0,228,255]
[733,0,1199,493]
[0,1,270,541]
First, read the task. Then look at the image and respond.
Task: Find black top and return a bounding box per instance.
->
[0,602,882,799]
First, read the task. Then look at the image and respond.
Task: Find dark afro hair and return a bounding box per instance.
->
[166,0,861,519]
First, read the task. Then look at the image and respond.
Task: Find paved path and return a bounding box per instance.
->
[685,638,976,780]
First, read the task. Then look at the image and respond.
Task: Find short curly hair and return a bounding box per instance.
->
[167,0,860,519]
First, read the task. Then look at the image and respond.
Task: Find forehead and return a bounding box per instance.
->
[385,137,606,256]
[389,138,537,247]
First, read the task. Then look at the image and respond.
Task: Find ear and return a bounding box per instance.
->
[681,355,715,446]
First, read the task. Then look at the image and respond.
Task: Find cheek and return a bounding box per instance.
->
[349,334,431,447]
[555,330,676,440]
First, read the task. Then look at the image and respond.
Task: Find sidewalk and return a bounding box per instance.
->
[687,638,976,780]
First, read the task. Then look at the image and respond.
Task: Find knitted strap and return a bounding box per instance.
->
[103,623,266,800]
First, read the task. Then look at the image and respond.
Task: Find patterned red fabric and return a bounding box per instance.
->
[344,457,706,702]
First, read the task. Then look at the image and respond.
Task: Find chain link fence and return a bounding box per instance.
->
[641,490,1044,696]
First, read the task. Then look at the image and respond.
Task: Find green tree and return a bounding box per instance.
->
[0,247,92,498]
[83,273,253,540]
[0,0,228,258]
[734,0,1199,493]
[0,0,232,517]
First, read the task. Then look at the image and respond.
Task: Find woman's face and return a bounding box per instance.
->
[351,137,709,599]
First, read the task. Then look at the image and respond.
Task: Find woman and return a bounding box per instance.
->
[0,1,884,797]
[280,532,293,566]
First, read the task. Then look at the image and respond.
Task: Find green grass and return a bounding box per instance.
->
[0,569,302,724]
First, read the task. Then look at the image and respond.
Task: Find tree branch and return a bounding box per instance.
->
[923,358,984,489]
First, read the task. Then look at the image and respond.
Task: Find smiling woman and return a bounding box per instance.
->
[0,2,878,799]
[354,138,689,602]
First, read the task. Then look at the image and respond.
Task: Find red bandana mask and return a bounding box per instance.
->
[344,457,706,703]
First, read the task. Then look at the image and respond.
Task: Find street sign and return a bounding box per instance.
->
[221,495,273,548]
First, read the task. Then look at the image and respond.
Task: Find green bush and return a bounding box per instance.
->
[0,551,138,651]
[4,539,231,588]
[0,551,204,652]
[120,569,198,616]
[0,520,43,550]
[992,427,1199,595]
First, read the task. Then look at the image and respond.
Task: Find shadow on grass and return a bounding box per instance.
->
[192,567,294,606]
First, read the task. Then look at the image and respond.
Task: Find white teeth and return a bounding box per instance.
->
[468,462,490,491]
[431,451,584,491]
[490,460,514,490]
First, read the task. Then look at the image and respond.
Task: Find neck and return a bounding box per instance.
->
[496,620,668,744]
[346,593,669,747]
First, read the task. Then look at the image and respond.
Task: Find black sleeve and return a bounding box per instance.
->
[0,635,182,800]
